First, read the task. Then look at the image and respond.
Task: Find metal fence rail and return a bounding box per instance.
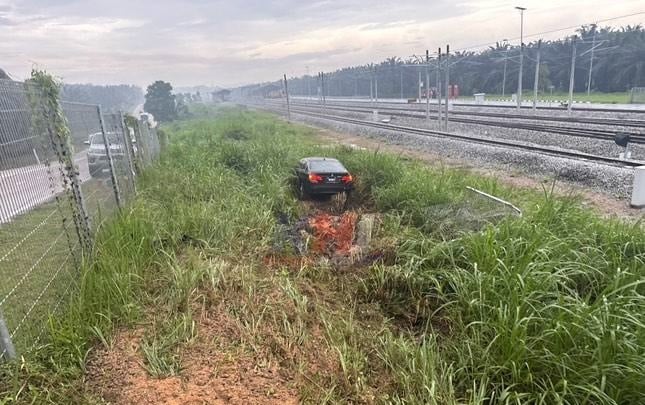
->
[0,78,161,360]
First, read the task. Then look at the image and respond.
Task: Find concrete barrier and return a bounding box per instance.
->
[631,166,645,208]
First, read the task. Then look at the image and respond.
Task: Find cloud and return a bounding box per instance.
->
[0,0,643,87]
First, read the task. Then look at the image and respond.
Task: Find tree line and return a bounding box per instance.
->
[60,83,143,112]
[143,81,221,122]
[252,25,645,98]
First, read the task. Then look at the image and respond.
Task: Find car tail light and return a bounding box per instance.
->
[308,173,323,183]
[341,174,353,183]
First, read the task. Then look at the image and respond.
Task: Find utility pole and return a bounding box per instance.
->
[369,71,374,106]
[502,51,507,97]
[515,6,527,110]
[374,67,378,106]
[321,72,326,113]
[318,72,322,110]
[587,24,597,96]
[418,69,422,102]
[283,74,291,121]
[437,47,442,124]
[444,44,450,131]
[532,40,541,111]
[400,69,403,100]
[306,66,311,101]
[425,49,430,121]
[568,35,577,114]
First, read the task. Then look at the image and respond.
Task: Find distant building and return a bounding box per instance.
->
[212,89,231,102]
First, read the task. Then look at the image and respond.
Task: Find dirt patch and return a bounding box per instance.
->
[308,124,644,220]
[267,196,383,270]
[87,319,299,405]
[309,211,358,255]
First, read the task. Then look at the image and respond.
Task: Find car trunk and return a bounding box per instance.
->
[316,172,347,184]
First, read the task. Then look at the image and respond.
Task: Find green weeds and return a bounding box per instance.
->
[142,313,196,377]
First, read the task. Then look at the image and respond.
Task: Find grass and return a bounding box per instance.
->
[461,91,632,104]
[141,312,196,377]
[1,107,643,404]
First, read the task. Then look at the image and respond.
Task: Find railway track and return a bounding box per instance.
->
[293,98,645,115]
[273,100,645,144]
[258,103,645,168]
[293,100,645,128]
[452,101,645,115]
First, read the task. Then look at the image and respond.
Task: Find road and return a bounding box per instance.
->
[0,153,90,224]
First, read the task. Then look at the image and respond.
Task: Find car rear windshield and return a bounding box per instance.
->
[90,133,121,145]
[308,160,346,172]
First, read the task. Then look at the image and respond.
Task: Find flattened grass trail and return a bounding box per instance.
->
[1,107,644,404]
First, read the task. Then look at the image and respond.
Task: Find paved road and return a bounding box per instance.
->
[0,153,90,224]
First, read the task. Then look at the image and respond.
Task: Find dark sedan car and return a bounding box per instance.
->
[295,157,354,199]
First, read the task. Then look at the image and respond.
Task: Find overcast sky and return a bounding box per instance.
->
[1,0,643,88]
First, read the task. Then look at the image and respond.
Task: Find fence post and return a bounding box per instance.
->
[0,310,16,361]
[148,127,158,160]
[41,90,93,252]
[127,119,141,176]
[97,106,122,210]
[119,112,137,195]
[132,118,145,169]
[157,126,167,153]
[62,138,93,252]
[140,120,152,166]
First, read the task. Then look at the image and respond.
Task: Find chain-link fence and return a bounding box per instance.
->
[0,78,161,361]
[630,87,645,104]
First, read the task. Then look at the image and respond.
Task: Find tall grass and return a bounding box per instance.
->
[1,108,643,404]
[365,193,645,403]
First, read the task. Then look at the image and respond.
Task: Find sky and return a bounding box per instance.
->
[1,0,644,88]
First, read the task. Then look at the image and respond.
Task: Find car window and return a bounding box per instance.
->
[308,160,345,172]
[90,133,121,145]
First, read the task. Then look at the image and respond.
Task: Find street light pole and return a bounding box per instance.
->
[515,6,526,110]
